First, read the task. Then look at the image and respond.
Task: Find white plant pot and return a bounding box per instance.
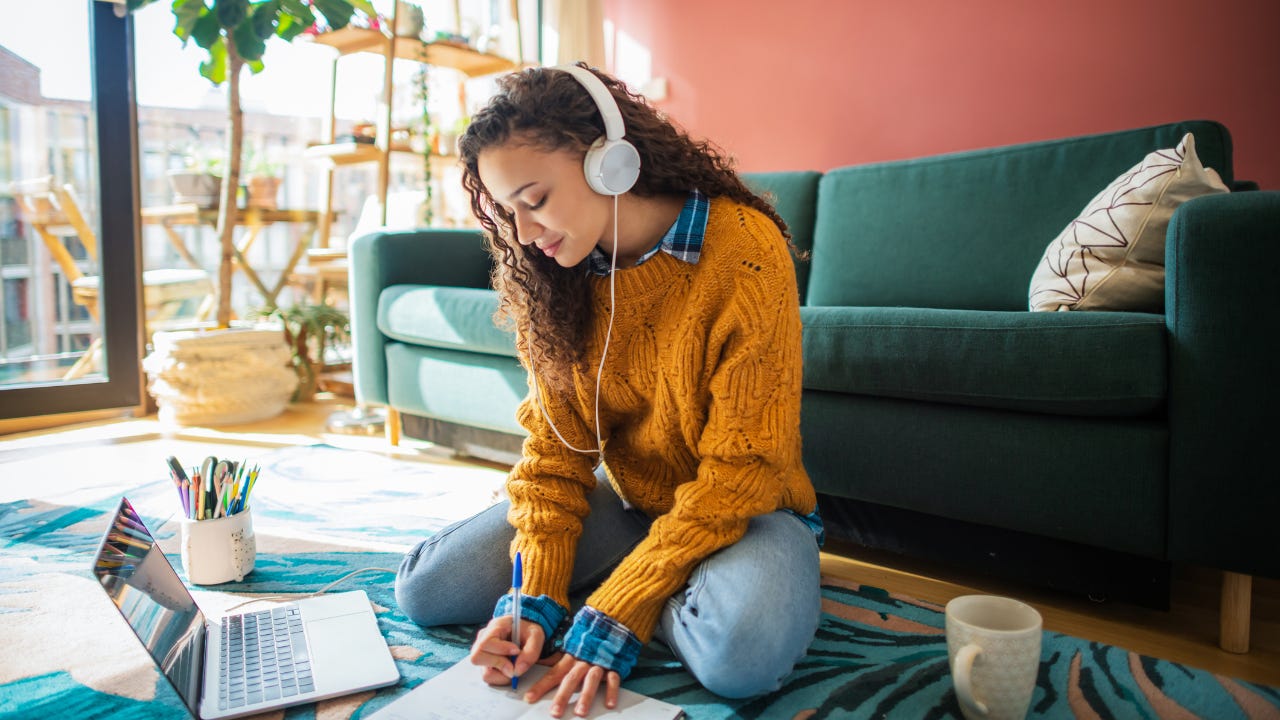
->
[167,170,222,208]
[395,1,424,37]
[143,326,298,426]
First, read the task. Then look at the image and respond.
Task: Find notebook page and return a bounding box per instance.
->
[369,659,683,720]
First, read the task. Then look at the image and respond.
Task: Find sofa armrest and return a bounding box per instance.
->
[1166,191,1280,577]
[348,228,491,406]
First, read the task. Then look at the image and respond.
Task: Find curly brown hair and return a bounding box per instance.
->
[458,63,793,395]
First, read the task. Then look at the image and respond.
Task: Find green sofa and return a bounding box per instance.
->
[350,120,1278,649]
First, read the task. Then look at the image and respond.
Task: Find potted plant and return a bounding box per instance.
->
[394,0,423,37]
[249,301,350,401]
[167,147,223,207]
[129,0,373,425]
[243,143,283,210]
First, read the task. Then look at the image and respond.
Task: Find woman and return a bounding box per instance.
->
[394,63,823,718]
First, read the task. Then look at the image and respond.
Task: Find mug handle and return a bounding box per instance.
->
[953,643,989,716]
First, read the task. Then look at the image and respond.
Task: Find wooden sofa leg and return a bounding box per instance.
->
[1220,571,1252,654]
[386,407,401,447]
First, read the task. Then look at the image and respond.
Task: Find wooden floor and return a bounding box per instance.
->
[3,396,1278,688]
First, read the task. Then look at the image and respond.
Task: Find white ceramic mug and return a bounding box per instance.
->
[179,508,256,585]
[945,595,1042,720]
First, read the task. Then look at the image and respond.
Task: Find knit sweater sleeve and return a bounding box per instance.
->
[584,208,810,642]
[505,362,599,610]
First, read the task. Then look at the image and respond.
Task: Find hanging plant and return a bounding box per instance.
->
[414,49,434,226]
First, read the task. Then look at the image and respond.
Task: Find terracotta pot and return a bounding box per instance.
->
[246,175,282,210]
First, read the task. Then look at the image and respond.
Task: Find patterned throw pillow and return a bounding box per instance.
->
[1028,133,1229,312]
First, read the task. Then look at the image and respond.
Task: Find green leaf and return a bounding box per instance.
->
[191,10,222,49]
[250,0,281,40]
[311,0,356,31]
[275,16,305,42]
[277,0,316,39]
[214,0,248,29]
[232,19,267,61]
[279,3,314,37]
[127,0,162,11]
[198,37,228,84]
[279,0,311,21]
[348,0,376,18]
[170,0,208,43]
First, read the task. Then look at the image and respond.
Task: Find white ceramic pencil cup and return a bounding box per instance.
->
[180,508,256,585]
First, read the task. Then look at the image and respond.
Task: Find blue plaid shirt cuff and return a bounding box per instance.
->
[786,506,826,547]
[562,606,642,679]
[493,593,568,645]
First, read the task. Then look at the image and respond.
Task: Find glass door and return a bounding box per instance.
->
[0,0,143,417]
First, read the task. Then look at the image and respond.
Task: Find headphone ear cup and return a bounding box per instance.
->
[584,137,641,195]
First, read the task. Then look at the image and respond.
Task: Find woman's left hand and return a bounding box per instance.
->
[522,652,621,718]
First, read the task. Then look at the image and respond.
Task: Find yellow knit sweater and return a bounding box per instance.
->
[506,198,816,642]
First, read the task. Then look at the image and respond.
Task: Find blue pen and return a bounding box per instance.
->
[510,551,523,690]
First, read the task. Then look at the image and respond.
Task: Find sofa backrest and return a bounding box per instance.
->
[744,171,822,302]
[805,120,1234,311]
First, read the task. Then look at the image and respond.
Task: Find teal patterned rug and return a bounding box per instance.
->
[2,442,1277,719]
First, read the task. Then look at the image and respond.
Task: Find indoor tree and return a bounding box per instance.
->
[125,0,375,327]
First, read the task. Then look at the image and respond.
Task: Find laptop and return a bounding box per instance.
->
[91,496,399,719]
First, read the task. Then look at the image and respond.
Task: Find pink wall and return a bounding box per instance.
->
[603,0,1280,189]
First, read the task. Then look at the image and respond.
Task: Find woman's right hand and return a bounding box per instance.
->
[469,615,546,686]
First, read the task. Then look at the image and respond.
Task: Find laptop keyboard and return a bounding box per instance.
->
[218,606,314,710]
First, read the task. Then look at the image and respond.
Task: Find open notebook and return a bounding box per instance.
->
[370,658,684,720]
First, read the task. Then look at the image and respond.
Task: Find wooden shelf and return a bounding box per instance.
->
[300,139,422,165]
[305,142,383,166]
[306,17,521,248]
[310,27,516,77]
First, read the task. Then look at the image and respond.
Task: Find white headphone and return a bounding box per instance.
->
[556,64,641,196]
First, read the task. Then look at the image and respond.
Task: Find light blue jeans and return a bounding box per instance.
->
[395,476,822,699]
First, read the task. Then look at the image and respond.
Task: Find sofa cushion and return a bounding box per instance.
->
[801,306,1166,417]
[806,120,1234,311]
[800,391,1167,557]
[378,285,517,358]
[1028,133,1229,312]
[385,343,528,435]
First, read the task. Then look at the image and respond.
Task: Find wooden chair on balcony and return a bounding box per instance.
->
[10,177,215,379]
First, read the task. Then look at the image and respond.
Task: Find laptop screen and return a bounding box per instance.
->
[92,497,205,715]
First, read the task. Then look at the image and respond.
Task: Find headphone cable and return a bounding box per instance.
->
[533,193,618,459]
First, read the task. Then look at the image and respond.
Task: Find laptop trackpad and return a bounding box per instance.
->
[299,590,373,620]
[307,613,398,688]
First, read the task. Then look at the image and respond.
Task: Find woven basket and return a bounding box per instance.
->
[144,326,298,426]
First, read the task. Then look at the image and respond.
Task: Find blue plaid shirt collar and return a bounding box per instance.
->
[587,190,709,275]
